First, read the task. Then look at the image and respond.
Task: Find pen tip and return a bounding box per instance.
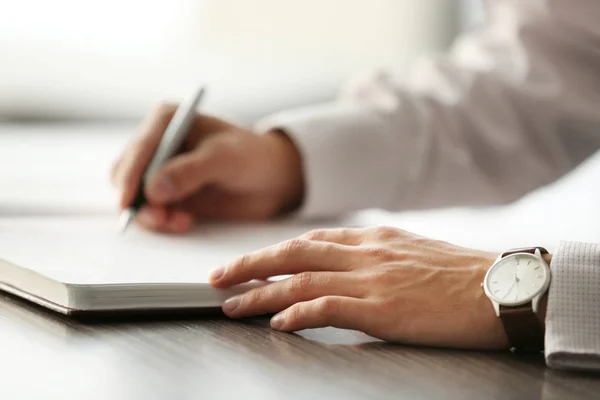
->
[117,210,134,233]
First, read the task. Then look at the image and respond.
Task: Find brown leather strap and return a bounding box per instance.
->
[499,303,545,351]
[502,247,548,257]
[497,246,548,352]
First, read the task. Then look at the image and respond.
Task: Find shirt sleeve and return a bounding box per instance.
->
[545,241,600,371]
[255,0,600,219]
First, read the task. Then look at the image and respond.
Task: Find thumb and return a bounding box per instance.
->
[144,140,231,205]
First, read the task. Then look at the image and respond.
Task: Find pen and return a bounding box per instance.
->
[117,86,206,232]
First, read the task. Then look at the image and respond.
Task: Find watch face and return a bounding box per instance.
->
[484,253,550,306]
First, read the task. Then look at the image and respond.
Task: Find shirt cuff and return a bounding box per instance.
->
[254,101,407,219]
[545,241,600,371]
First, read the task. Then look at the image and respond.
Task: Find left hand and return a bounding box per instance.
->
[209,226,511,350]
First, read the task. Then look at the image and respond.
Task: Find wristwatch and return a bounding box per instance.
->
[482,247,551,351]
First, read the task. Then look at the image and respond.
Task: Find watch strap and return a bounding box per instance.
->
[499,303,545,351]
[501,247,548,257]
[497,246,548,351]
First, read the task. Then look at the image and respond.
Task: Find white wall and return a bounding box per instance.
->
[0,0,461,124]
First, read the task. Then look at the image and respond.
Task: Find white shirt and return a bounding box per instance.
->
[256,0,600,371]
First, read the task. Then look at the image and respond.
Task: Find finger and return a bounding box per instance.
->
[269,296,375,333]
[209,239,359,288]
[110,153,124,187]
[144,138,231,205]
[135,206,193,233]
[135,206,168,230]
[162,209,194,233]
[115,103,178,208]
[181,189,278,221]
[298,227,366,246]
[221,272,364,318]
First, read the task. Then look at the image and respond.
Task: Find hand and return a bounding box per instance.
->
[209,226,513,350]
[111,103,304,233]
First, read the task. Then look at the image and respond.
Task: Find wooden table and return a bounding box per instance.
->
[1,291,598,400]
[2,124,600,399]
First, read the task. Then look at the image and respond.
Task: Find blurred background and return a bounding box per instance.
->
[1,0,600,252]
[0,0,483,125]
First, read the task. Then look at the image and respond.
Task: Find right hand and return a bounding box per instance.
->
[111,103,304,233]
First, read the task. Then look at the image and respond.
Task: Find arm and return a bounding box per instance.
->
[256,1,600,218]
[208,227,600,372]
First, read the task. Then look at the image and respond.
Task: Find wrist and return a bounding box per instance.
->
[478,250,552,350]
[263,129,305,216]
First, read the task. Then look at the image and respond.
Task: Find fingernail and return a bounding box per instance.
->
[152,175,175,200]
[137,208,159,226]
[270,312,286,330]
[222,296,241,314]
[208,267,225,282]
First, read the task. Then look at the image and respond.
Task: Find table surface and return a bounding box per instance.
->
[1,291,599,400]
[2,123,600,399]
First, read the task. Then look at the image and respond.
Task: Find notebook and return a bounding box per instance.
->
[0,124,356,318]
[0,216,322,317]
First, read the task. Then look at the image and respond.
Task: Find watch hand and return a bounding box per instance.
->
[503,281,517,300]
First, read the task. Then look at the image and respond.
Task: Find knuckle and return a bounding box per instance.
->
[372,225,399,239]
[204,136,233,159]
[300,229,326,241]
[361,245,397,261]
[290,272,315,293]
[160,167,185,190]
[201,137,235,168]
[211,136,233,153]
[286,304,303,326]
[278,239,310,260]
[364,268,393,286]
[376,296,402,319]
[230,253,253,274]
[315,297,339,317]
[244,287,265,306]
[338,227,356,236]
[134,102,177,142]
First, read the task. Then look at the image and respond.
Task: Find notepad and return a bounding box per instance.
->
[0,217,317,317]
[0,125,351,318]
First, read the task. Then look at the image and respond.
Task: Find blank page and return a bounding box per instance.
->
[0,124,128,215]
[0,216,320,286]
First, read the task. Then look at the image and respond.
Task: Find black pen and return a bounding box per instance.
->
[117,86,206,232]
